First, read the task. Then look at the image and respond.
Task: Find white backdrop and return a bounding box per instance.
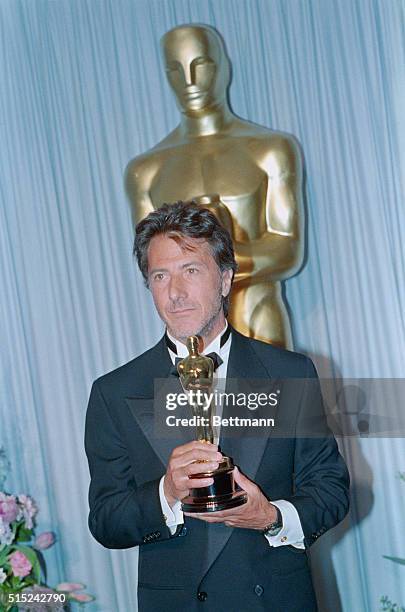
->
[1,1,404,610]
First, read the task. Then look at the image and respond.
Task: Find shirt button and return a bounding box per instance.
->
[281,536,288,542]
[197,591,207,601]
[254,584,264,596]
[163,514,168,522]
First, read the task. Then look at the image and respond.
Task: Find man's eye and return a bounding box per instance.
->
[187,268,198,274]
[153,273,165,281]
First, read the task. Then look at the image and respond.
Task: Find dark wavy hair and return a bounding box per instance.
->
[134,201,237,315]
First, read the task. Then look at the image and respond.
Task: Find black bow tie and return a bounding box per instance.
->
[164,326,230,378]
[170,352,223,377]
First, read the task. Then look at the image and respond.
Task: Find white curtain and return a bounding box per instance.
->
[1,0,404,610]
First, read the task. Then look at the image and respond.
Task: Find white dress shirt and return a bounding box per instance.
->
[159,324,305,549]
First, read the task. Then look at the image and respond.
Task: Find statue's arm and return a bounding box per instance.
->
[124,156,157,226]
[234,137,304,283]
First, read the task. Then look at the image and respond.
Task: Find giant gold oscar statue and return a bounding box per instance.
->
[125,24,304,348]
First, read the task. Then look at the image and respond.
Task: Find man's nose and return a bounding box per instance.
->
[168,275,187,301]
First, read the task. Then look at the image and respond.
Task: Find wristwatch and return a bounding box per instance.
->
[262,504,283,537]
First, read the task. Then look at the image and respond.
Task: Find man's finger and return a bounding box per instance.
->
[176,474,214,490]
[186,461,219,476]
[172,449,222,470]
[172,441,218,458]
[233,466,257,493]
[184,509,239,520]
[185,513,225,523]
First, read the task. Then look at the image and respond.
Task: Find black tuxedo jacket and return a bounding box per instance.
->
[85,329,350,612]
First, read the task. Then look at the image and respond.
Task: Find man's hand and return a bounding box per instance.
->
[164,440,222,508]
[184,466,277,530]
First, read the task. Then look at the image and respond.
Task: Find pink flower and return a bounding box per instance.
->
[34,531,55,550]
[9,550,32,578]
[69,593,94,603]
[0,493,18,523]
[56,582,85,592]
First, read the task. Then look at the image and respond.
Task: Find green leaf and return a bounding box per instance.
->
[383,555,405,566]
[16,526,34,542]
[11,574,22,589]
[0,545,11,565]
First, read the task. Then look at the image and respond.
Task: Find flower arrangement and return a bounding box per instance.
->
[0,448,94,611]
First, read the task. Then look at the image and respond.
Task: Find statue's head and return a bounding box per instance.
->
[161,24,230,114]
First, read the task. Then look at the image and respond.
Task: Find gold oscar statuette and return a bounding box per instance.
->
[177,336,247,513]
[125,24,305,349]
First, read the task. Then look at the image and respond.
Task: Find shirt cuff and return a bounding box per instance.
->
[263,499,305,549]
[159,475,184,535]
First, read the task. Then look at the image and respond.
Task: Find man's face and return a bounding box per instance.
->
[162,27,229,113]
[147,233,232,341]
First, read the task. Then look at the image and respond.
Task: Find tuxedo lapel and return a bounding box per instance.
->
[221,330,278,480]
[124,337,194,469]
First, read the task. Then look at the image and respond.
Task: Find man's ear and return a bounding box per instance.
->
[221,269,233,298]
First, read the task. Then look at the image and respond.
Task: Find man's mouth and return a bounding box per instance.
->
[168,308,196,315]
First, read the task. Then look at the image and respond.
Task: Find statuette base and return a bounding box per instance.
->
[181,456,248,513]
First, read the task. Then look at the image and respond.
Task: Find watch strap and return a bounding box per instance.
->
[262,504,283,537]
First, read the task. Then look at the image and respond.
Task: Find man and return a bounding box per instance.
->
[85,202,350,611]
